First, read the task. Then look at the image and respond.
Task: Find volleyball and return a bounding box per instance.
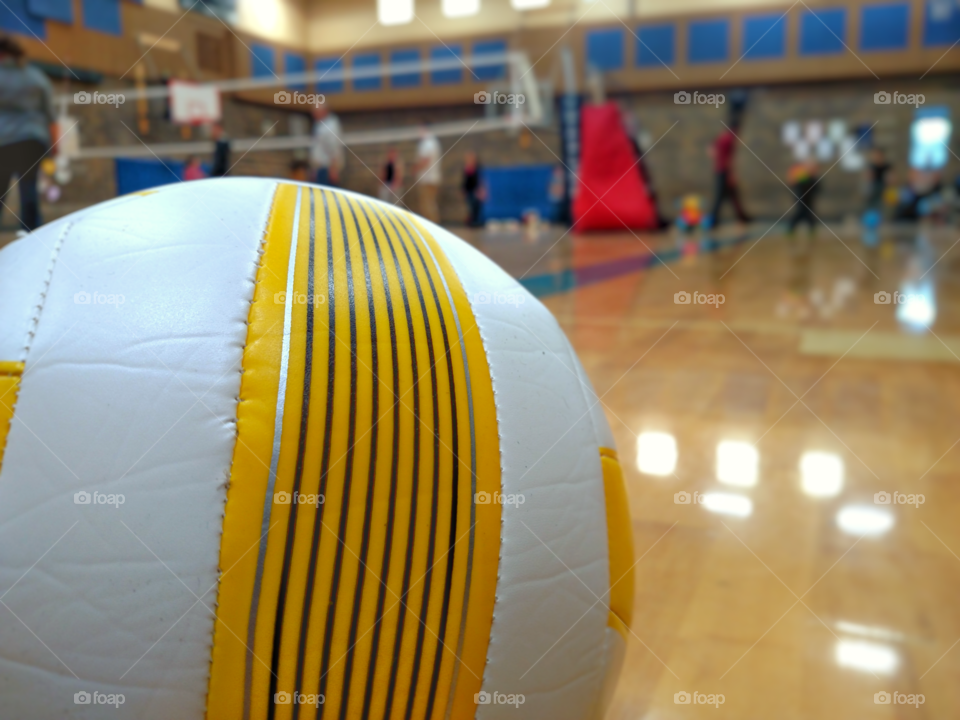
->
[0,179,633,719]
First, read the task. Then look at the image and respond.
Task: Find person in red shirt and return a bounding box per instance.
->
[707,119,751,228]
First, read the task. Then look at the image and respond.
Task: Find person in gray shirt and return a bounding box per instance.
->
[0,35,57,231]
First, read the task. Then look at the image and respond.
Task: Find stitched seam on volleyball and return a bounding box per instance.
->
[202,181,278,717]
[21,220,71,362]
[0,221,72,466]
[433,249,506,703]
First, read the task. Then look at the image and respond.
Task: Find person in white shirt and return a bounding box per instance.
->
[414,124,442,223]
[309,105,344,187]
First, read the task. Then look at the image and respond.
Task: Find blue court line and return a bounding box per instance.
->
[519,233,751,298]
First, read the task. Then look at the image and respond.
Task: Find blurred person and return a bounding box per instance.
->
[787,159,819,236]
[183,156,206,181]
[414,124,441,223]
[707,118,751,229]
[0,34,57,232]
[622,106,669,228]
[462,151,483,227]
[289,159,310,182]
[865,146,891,211]
[209,122,230,177]
[310,105,344,187]
[378,146,404,205]
[895,168,944,222]
[548,165,565,223]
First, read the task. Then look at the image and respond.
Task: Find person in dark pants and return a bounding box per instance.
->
[865,146,890,211]
[462,151,483,227]
[209,122,230,177]
[0,35,57,232]
[787,160,820,235]
[707,119,751,228]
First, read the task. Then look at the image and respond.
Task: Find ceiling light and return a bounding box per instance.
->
[511,0,550,9]
[442,0,479,17]
[636,432,677,476]
[378,0,413,25]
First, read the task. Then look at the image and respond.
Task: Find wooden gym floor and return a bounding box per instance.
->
[451,222,960,719]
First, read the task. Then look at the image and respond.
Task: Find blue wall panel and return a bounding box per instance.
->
[860,3,909,50]
[473,39,506,81]
[923,0,960,46]
[586,27,625,71]
[0,0,46,37]
[284,52,305,90]
[743,13,786,59]
[430,44,463,85]
[800,7,846,55]
[688,19,730,64]
[28,0,72,23]
[82,0,121,35]
[636,23,675,67]
[315,57,344,93]
[353,52,382,91]
[390,49,421,88]
[250,43,275,78]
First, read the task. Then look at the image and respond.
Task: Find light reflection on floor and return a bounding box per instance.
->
[454,222,960,719]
